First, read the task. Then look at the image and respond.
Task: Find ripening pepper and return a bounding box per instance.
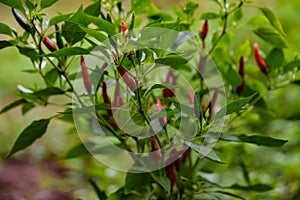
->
[236,56,245,94]
[117,66,137,91]
[12,8,33,33]
[254,43,269,74]
[80,56,92,94]
[150,132,161,161]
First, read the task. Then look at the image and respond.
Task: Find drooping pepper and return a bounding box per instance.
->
[166,164,176,188]
[80,56,92,94]
[236,56,245,94]
[254,43,269,74]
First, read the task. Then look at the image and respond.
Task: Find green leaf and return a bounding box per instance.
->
[0,23,12,36]
[80,26,108,42]
[284,59,300,73]
[233,8,244,22]
[25,0,35,11]
[48,13,72,27]
[153,176,171,193]
[45,47,90,57]
[85,15,117,36]
[144,83,177,96]
[40,0,58,9]
[265,48,284,71]
[225,67,243,87]
[214,191,245,200]
[45,68,59,86]
[61,21,86,45]
[254,27,288,48]
[155,54,188,66]
[130,0,150,14]
[88,178,107,200]
[184,141,224,164]
[7,119,51,157]
[107,187,141,200]
[215,93,256,119]
[17,46,38,61]
[61,104,111,115]
[125,172,153,194]
[0,99,27,114]
[32,87,65,96]
[0,40,13,50]
[84,0,101,17]
[21,102,35,115]
[238,134,288,147]
[259,7,286,36]
[0,0,23,10]
[201,12,220,19]
[228,183,273,192]
[64,142,93,159]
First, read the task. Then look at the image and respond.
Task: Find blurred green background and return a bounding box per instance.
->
[0,0,299,199]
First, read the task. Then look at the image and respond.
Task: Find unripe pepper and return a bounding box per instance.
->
[55,24,64,49]
[117,66,137,91]
[150,132,161,161]
[80,56,92,94]
[12,8,33,33]
[236,56,245,94]
[254,43,269,74]
[43,37,57,52]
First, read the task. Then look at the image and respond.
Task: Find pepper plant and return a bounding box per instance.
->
[0,0,299,199]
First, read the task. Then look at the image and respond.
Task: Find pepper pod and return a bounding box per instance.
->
[254,43,269,74]
[80,56,92,94]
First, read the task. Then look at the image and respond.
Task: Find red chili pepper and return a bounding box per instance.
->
[236,56,245,94]
[43,37,57,52]
[102,81,112,116]
[80,56,92,94]
[150,132,161,162]
[254,43,269,74]
[200,20,208,41]
[166,164,176,188]
[121,21,127,38]
[117,66,137,91]
[112,80,124,113]
[163,69,176,98]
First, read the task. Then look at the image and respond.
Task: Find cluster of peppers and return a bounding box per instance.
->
[12,7,271,190]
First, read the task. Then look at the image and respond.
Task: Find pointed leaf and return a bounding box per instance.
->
[0,23,13,36]
[254,27,288,48]
[259,7,286,36]
[153,176,171,193]
[238,134,288,147]
[265,48,284,70]
[40,0,58,9]
[45,47,90,57]
[7,119,51,157]
[84,0,101,17]
[0,0,23,10]
[284,59,300,73]
[0,99,27,114]
[228,183,273,192]
[215,93,256,119]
